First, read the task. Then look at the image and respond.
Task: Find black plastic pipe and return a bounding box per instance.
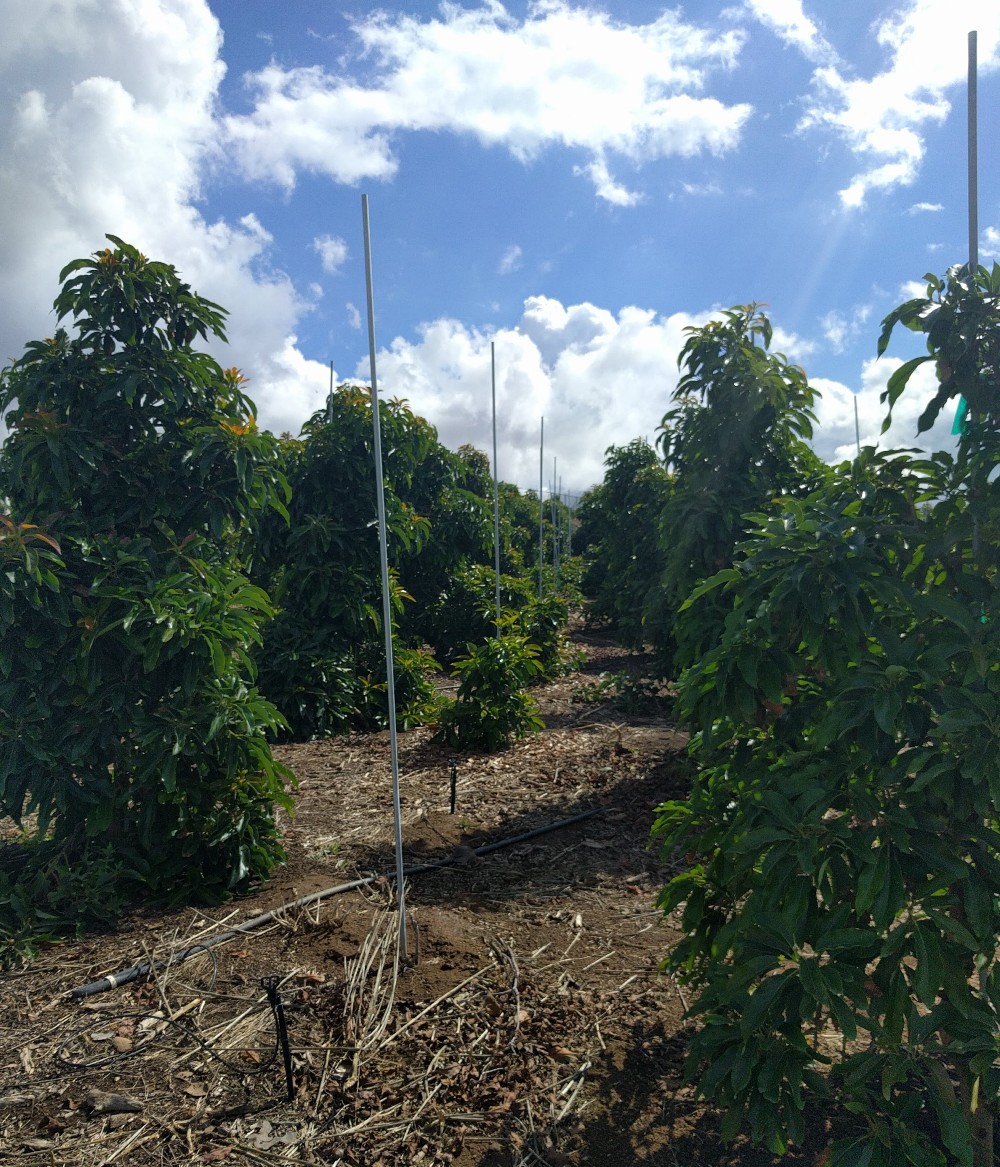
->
[69,805,607,999]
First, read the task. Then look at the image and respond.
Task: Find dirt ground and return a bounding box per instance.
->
[0,628,836,1166]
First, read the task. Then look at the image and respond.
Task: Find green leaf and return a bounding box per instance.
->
[741,972,790,1037]
[881,356,933,429]
[911,924,944,1006]
[928,1089,974,1167]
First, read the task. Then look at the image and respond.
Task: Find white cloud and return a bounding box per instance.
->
[680,180,723,196]
[249,337,334,436]
[797,1,1000,208]
[224,3,753,202]
[898,279,930,300]
[573,155,642,207]
[909,201,943,213]
[981,225,1000,259]
[365,296,963,493]
[0,0,336,443]
[743,0,836,63]
[770,325,817,363]
[362,296,711,493]
[498,244,523,274]
[819,304,871,354]
[313,233,348,273]
[811,357,956,463]
[0,0,973,494]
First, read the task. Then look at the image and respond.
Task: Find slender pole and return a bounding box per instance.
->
[538,416,544,599]
[967,32,981,564]
[491,342,502,630]
[556,473,562,587]
[566,491,573,559]
[969,30,979,272]
[328,360,334,424]
[854,396,861,457]
[552,458,558,581]
[361,193,407,959]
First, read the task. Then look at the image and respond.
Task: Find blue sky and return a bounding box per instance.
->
[1,1,998,494]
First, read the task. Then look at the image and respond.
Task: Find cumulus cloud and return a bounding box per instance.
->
[224,2,753,203]
[250,337,334,436]
[797,0,1000,208]
[313,233,348,273]
[0,0,334,439]
[361,296,711,493]
[811,357,957,464]
[909,201,944,213]
[0,0,972,492]
[357,289,964,494]
[743,0,836,63]
[981,225,1000,259]
[898,278,931,300]
[770,325,818,363]
[573,155,643,207]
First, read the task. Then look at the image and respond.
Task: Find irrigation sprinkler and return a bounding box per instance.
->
[361,193,408,960]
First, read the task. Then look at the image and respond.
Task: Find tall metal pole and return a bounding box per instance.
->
[552,457,558,580]
[854,396,861,457]
[538,417,544,599]
[967,32,981,565]
[969,30,979,272]
[490,342,502,629]
[556,473,562,587]
[361,193,407,959]
[566,491,573,559]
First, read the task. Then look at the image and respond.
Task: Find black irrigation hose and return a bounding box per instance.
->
[69,805,608,1000]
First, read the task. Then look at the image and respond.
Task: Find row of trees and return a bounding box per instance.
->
[0,237,578,957]
[11,234,999,1163]
[577,267,1000,1165]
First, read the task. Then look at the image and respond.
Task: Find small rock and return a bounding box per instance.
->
[84,1089,143,1115]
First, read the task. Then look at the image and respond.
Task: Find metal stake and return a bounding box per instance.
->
[361,193,407,960]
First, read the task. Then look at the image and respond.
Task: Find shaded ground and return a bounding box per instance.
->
[0,627,839,1165]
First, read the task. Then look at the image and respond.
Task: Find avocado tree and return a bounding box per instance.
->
[650,305,827,672]
[575,438,671,649]
[249,387,443,740]
[654,266,1000,1166]
[0,237,292,945]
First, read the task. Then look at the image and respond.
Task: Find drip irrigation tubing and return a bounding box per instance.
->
[68,805,608,1000]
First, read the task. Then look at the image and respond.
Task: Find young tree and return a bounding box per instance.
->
[0,237,292,938]
[651,305,827,671]
[575,439,670,649]
[249,386,442,739]
[654,266,1000,1166]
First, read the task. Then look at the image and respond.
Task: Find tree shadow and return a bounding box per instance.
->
[574,1018,822,1165]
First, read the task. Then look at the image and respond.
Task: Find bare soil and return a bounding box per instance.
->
[0,627,836,1166]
